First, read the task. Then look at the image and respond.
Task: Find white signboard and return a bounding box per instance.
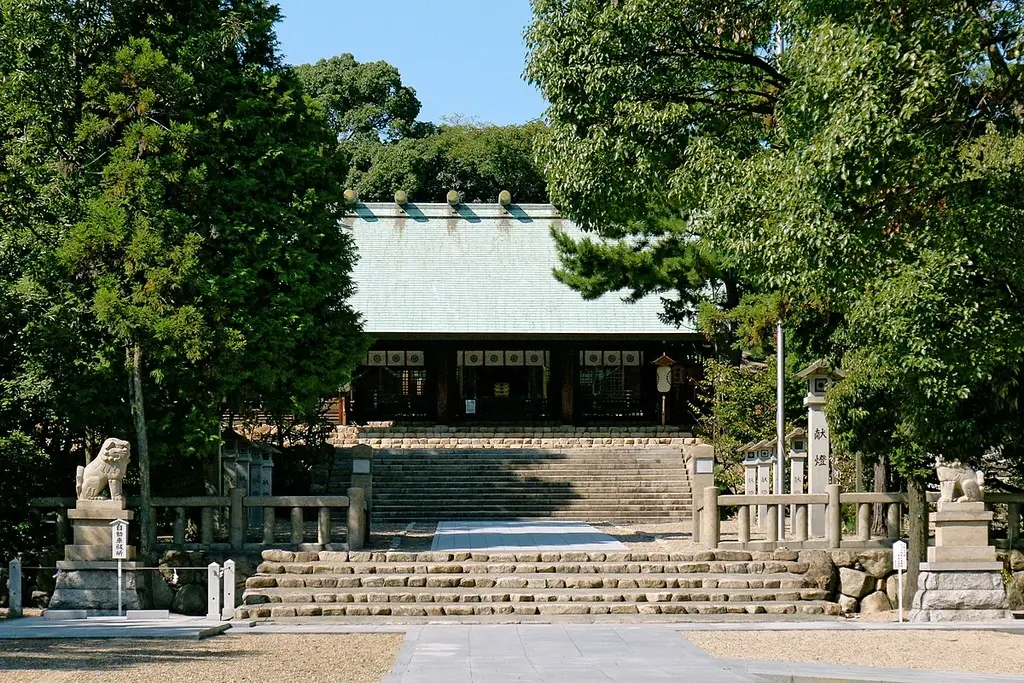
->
[465,399,476,415]
[893,539,908,571]
[110,519,128,560]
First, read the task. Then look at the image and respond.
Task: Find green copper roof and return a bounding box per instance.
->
[346,203,698,336]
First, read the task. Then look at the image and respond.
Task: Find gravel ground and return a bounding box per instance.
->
[0,634,403,683]
[686,630,1024,676]
[0,609,42,620]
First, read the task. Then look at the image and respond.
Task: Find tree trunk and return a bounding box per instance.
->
[905,476,928,609]
[872,454,889,536]
[129,344,153,561]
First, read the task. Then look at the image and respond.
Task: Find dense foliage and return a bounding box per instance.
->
[527,0,1024,482]
[296,54,548,203]
[0,0,365,558]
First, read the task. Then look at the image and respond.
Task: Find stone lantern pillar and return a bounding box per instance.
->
[741,443,759,527]
[755,440,773,530]
[787,428,807,523]
[795,360,844,537]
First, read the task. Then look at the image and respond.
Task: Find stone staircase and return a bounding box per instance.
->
[238,548,841,620]
[368,448,692,522]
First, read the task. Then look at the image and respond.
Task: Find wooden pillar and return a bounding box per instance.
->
[559,347,575,424]
[436,349,450,422]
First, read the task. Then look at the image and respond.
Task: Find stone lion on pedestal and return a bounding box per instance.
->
[76,438,131,503]
[935,457,984,503]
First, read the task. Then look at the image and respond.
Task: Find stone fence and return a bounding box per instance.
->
[701,486,930,551]
[701,486,1024,552]
[29,487,368,553]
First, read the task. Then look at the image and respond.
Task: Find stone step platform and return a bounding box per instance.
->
[372,512,691,522]
[375,485,691,495]
[238,549,838,620]
[242,600,839,619]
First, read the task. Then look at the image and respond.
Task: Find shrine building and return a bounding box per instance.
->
[342,199,709,426]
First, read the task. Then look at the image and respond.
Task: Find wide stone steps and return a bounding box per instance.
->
[238,549,840,620]
[365,446,692,522]
[244,600,836,618]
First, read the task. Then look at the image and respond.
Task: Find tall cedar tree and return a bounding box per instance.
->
[0,1,364,558]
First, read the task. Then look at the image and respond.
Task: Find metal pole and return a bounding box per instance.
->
[776,321,785,540]
[117,559,123,617]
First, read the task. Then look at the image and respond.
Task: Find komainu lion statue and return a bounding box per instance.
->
[935,457,984,503]
[76,438,131,503]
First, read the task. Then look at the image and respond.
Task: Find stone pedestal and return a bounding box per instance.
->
[909,502,1007,622]
[47,500,148,614]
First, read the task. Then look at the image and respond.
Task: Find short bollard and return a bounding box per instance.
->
[207,562,221,621]
[7,558,22,619]
[221,559,236,621]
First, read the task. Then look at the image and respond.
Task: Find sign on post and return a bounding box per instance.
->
[893,539,908,623]
[110,519,129,617]
[111,519,128,560]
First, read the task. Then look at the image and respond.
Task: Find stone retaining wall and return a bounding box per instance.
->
[329,424,700,450]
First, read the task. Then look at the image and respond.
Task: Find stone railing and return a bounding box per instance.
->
[29,487,368,553]
[984,492,1024,549]
[700,486,943,551]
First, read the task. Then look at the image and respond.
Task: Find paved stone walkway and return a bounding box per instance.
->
[0,615,228,640]
[430,520,628,552]
[383,624,755,683]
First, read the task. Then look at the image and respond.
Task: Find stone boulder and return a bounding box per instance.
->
[839,567,872,599]
[1007,572,1024,611]
[838,594,858,614]
[828,550,858,568]
[151,574,175,610]
[797,550,838,595]
[860,591,892,614]
[857,550,893,579]
[171,584,206,616]
[886,574,901,604]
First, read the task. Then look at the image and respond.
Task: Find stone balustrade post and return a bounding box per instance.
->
[290,507,304,544]
[701,487,719,548]
[7,558,22,619]
[229,488,245,550]
[262,507,275,545]
[738,505,750,545]
[318,507,331,546]
[206,562,221,621]
[348,487,367,551]
[173,507,186,545]
[201,507,214,546]
[886,502,901,540]
[794,504,809,542]
[826,484,842,549]
[766,505,779,544]
[1008,503,1020,549]
[221,559,236,621]
[857,502,871,541]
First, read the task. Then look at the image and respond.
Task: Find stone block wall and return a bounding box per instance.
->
[328,424,700,451]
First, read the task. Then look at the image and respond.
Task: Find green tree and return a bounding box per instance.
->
[354,121,549,203]
[527,0,1024,474]
[0,1,365,557]
[528,0,1024,595]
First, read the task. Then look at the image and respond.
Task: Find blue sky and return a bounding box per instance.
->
[273,1,548,126]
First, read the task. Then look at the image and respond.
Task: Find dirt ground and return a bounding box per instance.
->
[0,634,403,683]
[686,630,1024,676]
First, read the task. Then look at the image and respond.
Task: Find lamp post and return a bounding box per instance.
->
[653,353,675,428]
